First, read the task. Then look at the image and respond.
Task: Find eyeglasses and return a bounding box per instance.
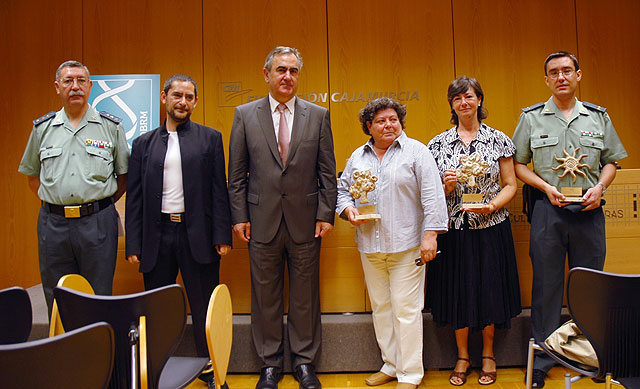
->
[59,77,89,87]
[547,68,575,79]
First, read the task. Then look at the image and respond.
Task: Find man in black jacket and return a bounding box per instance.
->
[125,74,232,388]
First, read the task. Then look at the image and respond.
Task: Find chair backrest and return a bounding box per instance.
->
[49,274,95,337]
[0,286,32,344]
[206,284,233,388]
[568,267,640,379]
[54,284,188,389]
[0,321,114,389]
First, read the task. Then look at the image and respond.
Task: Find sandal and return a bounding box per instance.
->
[478,356,497,385]
[449,358,471,386]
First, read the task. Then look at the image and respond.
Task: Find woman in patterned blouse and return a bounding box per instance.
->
[426,76,522,386]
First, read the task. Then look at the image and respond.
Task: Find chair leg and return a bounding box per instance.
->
[525,338,535,389]
[564,373,572,389]
[129,324,139,389]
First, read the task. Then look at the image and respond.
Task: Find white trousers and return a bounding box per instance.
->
[361,247,425,385]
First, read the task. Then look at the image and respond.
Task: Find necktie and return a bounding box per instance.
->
[277,103,290,165]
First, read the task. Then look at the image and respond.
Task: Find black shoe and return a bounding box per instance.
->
[527,369,546,388]
[199,371,229,389]
[256,366,282,389]
[293,364,322,389]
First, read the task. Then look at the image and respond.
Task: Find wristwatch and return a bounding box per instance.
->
[597,182,607,194]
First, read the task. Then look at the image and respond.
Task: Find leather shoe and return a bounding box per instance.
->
[208,376,229,389]
[199,371,229,389]
[526,369,546,388]
[294,364,322,389]
[256,367,282,389]
[365,371,395,386]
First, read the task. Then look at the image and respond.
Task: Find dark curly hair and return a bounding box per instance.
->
[358,97,407,135]
[447,76,487,125]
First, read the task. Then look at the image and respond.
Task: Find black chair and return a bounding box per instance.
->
[54,284,209,389]
[526,267,640,388]
[0,321,114,389]
[0,286,32,344]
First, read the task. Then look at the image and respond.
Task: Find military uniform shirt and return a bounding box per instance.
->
[18,106,130,204]
[512,97,627,189]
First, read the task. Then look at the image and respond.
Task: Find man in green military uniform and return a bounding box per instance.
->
[513,51,627,388]
[18,60,129,317]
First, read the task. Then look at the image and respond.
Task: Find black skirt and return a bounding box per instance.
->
[426,217,522,331]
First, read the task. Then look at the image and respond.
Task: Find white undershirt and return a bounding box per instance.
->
[161,131,185,213]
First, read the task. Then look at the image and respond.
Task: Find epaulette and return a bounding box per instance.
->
[582,102,606,113]
[100,111,121,124]
[32,111,56,126]
[521,102,544,113]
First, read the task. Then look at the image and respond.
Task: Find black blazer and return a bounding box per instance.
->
[125,120,232,272]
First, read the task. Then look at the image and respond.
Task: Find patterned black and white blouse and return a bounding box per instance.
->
[427,123,515,230]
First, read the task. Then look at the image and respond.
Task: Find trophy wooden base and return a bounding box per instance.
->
[356,204,381,220]
[355,214,382,220]
[462,193,484,209]
[560,187,584,203]
[560,197,585,203]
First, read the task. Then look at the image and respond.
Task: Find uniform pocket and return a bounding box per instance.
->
[579,136,603,167]
[85,146,113,182]
[39,147,63,183]
[531,136,559,169]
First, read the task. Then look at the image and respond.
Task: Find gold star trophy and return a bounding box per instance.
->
[552,147,589,202]
[349,170,381,220]
[457,153,489,209]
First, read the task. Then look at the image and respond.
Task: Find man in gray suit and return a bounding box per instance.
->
[228,46,337,389]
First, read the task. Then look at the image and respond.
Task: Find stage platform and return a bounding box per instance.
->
[27,284,565,373]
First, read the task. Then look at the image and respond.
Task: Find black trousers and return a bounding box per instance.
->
[143,220,220,357]
[38,203,118,318]
[248,218,322,369]
[530,198,605,372]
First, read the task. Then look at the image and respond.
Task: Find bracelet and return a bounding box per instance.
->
[597,182,607,194]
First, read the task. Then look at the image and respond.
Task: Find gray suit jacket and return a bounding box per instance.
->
[228,97,337,244]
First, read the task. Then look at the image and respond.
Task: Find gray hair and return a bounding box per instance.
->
[264,46,303,71]
[56,60,90,80]
[163,74,198,98]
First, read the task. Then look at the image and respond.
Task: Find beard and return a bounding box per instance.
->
[167,109,191,124]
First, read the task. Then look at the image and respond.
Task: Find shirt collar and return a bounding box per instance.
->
[160,118,191,139]
[53,105,98,126]
[364,131,407,152]
[268,94,296,113]
[444,123,490,145]
[542,96,585,116]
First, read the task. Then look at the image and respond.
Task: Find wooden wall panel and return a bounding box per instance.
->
[576,0,640,169]
[327,0,455,172]
[452,0,578,138]
[82,0,205,123]
[0,0,83,289]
